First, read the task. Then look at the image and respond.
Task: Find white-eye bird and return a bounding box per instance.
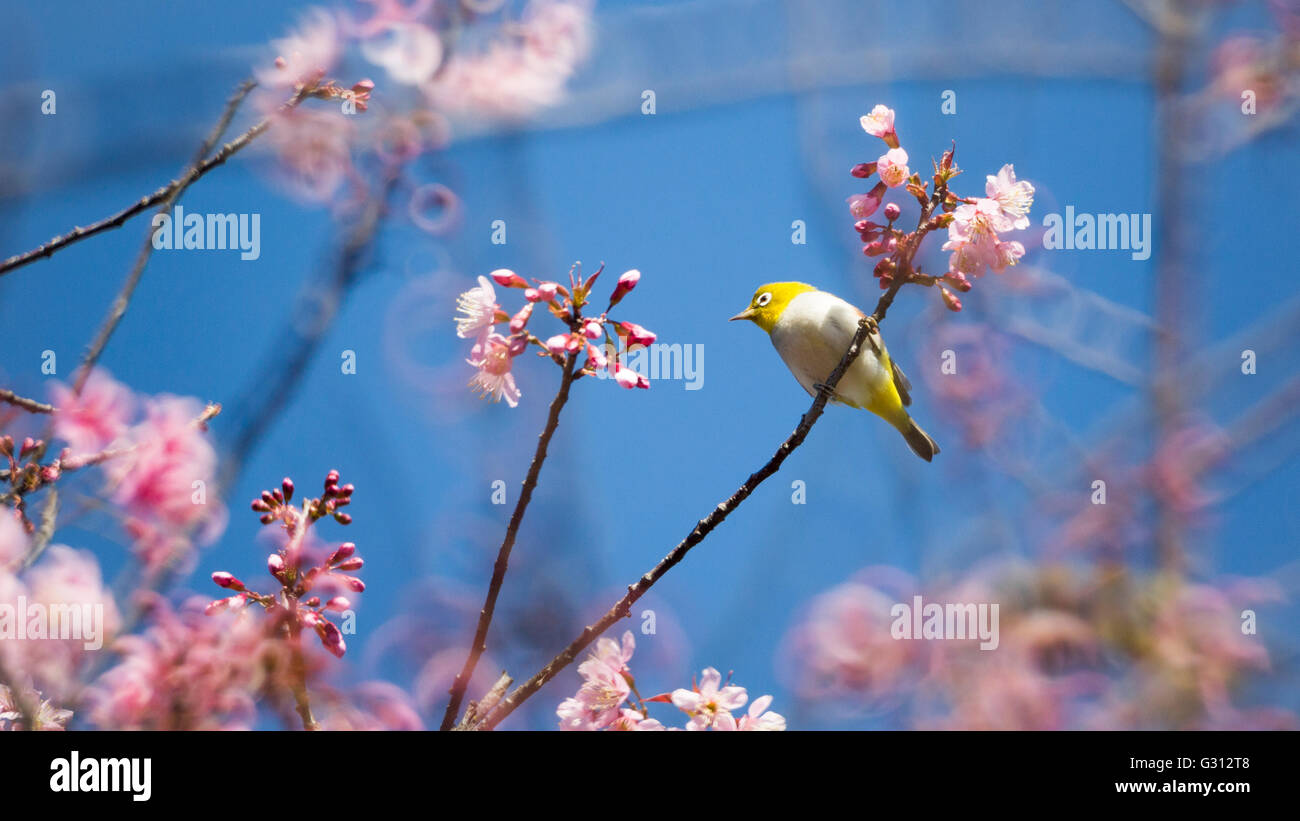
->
[730,282,940,461]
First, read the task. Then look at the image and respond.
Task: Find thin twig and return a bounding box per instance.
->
[71,80,279,394]
[0,80,270,279]
[440,350,581,730]
[0,390,54,414]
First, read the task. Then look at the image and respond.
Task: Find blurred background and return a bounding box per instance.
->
[0,0,1297,729]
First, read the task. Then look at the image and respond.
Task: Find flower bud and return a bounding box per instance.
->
[268,553,286,576]
[325,596,351,612]
[618,321,657,346]
[545,334,571,357]
[883,203,901,222]
[608,269,641,306]
[490,268,528,288]
[850,162,877,178]
[212,572,244,591]
[940,287,963,312]
[334,557,364,571]
[340,575,366,593]
[281,477,294,502]
[328,542,356,564]
[509,302,534,333]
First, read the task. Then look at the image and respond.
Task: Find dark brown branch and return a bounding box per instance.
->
[0,390,54,414]
[440,350,581,730]
[0,80,267,280]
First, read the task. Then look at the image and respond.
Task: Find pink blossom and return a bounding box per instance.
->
[467,334,522,407]
[942,198,1025,275]
[728,694,786,731]
[608,269,640,306]
[609,708,665,731]
[49,368,135,456]
[876,147,910,188]
[545,334,572,357]
[984,164,1035,230]
[671,667,748,731]
[860,105,898,145]
[0,684,73,730]
[455,276,500,341]
[557,631,635,730]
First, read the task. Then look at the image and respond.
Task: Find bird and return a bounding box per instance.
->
[730,281,940,461]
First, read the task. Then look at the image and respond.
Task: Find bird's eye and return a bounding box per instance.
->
[756,292,772,307]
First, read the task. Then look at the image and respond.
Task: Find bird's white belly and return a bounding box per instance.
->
[769,291,890,408]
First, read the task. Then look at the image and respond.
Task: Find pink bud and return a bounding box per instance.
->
[268,553,286,576]
[536,282,559,302]
[608,269,641,306]
[586,342,608,370]
[509,302,534,333]
[850,162,877,178]
[325,596,351,612]
[582,319,604,340]
[490,268,528,288]
[281,478,294,501]
[618,322,657,346]
[545,334,571,357]
[334,557,363,571]
[212,572,244,591]
[340,575,366,593]
[614,365,640,389]
[940,287,963,312]
[334,512,353,525]
[330,542,356,561]
[19,437,38,459]
[303,596,321,608]
[883,203,901,222]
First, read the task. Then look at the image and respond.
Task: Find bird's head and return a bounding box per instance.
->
[729,282,817,333]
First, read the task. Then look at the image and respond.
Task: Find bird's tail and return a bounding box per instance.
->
[900,418,940,462]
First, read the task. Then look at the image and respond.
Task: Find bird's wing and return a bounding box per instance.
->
[850,302,910,406]
[891,360,913,407]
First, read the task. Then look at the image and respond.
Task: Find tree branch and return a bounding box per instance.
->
[440,350,581,730]
[0,80,270,280]
[0,390,54,414]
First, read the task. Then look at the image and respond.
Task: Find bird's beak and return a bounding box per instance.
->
[729,307,756,322]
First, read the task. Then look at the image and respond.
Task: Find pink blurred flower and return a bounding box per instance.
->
[467,333,522,407]
[362,21,444,85]
[89,595,273,730]
[262,107,356,204]
[102,396,224,537]
[671,667,748,731]
[0,510,28,568]
[425,0,592,121]
[49,369,134,456]
[848,182,887,219]
[257,8,341,90]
